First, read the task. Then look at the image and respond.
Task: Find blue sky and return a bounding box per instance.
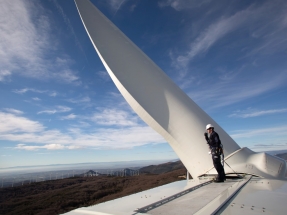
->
[1,0,287,168]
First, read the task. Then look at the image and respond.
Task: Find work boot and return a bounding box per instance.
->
[214,179,224,183]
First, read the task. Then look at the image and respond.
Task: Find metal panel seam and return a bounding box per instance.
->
[211,176,253,215]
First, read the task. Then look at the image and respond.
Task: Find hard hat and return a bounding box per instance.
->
[206,124,214,130]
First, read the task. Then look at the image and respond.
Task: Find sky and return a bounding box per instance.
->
[1,0,287,169]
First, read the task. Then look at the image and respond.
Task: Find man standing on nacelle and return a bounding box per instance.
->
[204,124,226,182]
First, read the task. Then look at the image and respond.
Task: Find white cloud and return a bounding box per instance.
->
[108,92,122,98]
[37,106,71,115]
[243,3,287,58]
[130,4,137,12]
[37,110,56,115]
[170,0,287,96]
[43,143,65,150]
[15,143,80,151]
[0,111,164,151]
[171,8,250,70]
[61,114,77,120]
[0,112,44,133]
[230,126,287,139]
[75,121,91,128]
[0,70,11,81]
[5,125,164,150]
[98,71,111,82]
[249,143,287,152]
[11,124,164,150]
[93,126,165,149]
[158,0,211,11]
[32,97,41,101]
[188,70,287,109]
[0,0,80,84]
[3,108,23,115]
[252,143,287,149]
[13,88,33,94]
[13,88,57,97]
[49,92,58,97]
[67,96,91,103]
[55,69,81,85]
[52,1,84,50]
[91,109,138,126]
[0,1,47,71]
[107,0,128,13]
[229,108,287,118]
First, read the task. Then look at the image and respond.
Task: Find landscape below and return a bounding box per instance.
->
[0,161,186,215]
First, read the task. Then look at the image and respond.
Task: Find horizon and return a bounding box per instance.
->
[1,0,287,168]
[0,159,179,179]
[0,158,178,170]
[1,148,287,171]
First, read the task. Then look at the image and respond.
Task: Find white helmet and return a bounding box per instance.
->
[206,124,214,130]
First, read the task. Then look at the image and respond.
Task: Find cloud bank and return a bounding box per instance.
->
[0,109,164,151]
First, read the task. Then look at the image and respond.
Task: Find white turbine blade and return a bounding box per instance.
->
[74,0,241,178]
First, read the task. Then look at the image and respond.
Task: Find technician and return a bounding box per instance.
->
[204,124,225,182]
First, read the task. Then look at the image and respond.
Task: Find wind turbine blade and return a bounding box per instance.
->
[74,0,241,178]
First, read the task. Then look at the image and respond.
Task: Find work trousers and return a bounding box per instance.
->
[212,154,225,181]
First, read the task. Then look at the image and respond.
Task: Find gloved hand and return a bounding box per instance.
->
[204,132,208,141]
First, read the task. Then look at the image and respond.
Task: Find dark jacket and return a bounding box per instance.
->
[206,131,221,148]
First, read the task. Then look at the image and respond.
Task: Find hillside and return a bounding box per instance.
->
[0,164,186,215]
[139,160,185,174]
[275,152,287,160]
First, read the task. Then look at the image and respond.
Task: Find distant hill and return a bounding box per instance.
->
[139,160,185,174]
[275,152,287,160]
